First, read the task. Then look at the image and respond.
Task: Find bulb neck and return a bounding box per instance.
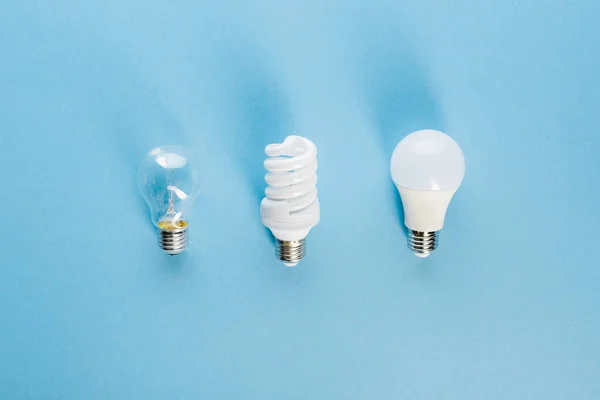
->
[276,238,306,267]
[158,225,188,256]
[408,230,438,258]
[397,186,457,232]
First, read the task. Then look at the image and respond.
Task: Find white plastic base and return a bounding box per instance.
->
[396,186,457,232]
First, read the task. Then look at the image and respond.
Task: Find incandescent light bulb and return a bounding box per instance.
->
[137,145,201,255]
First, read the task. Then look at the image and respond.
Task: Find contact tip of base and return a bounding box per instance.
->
[283,261,299,267]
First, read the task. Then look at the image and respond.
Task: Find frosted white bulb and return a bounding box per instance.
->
[390,129,465,257]
[260,136,320,267]
[138,145,202,255]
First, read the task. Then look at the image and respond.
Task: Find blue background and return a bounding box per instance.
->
[1,0,599,398]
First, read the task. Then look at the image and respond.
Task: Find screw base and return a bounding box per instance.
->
[158,227,188,256]
[276,238,306,267]
[408,230,438,258]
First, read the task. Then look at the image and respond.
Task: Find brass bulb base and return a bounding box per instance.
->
[157,220,188,256]
[276,238,306,267]
[408,230,438,258]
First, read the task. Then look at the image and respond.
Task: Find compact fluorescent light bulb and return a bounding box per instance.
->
[390,130,465,257]
[137,145,201,255]
[260,136,320,266]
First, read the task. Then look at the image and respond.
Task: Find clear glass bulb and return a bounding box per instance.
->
[137,145,201,255]
[390,130,465,257]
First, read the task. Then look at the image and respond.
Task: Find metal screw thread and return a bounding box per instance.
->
[408,230,438,257]
[276,238,306,267]
[158,227,188,256]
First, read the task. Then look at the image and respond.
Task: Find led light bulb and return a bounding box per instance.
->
[260,136,320,267]
[137,145,201,255]
[390,129,465,257]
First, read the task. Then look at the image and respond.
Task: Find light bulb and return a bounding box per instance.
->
[137,145,201,255]
[390,129,465,257]
[260,136,320,266]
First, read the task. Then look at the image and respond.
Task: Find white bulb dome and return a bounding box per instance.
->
[390,129,465,191]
